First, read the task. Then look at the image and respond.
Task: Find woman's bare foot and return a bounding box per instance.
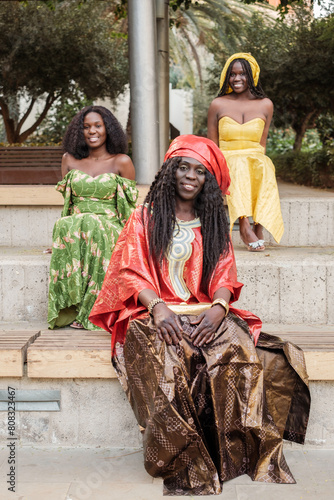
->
[239,217,265,252]
[70,321,84,329]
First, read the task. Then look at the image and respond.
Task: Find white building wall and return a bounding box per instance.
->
[169,85,193,136]
[18,83,193,139]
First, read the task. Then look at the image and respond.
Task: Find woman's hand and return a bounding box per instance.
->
[152,303,183,346]
[189,305,226,347]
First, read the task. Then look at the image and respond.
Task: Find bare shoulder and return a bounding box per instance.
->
[61,152,74,177]
[114,153,133,168]
[261,97,273,112]
[209,96,229,110]
[113,154,135,180]
[208,96,230,120]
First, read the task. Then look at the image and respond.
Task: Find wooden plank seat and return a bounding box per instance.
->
[279,331,334,381]
[27,329,114,379]
[22,327,334,381]
[0,146,63,184]
[0,331,40,377]
[0,327,332,380]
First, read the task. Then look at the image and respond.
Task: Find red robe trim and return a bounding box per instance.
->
[89,207,262,355]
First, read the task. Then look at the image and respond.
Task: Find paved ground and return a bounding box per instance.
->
[0,446,333,500]
[276,180,334,198]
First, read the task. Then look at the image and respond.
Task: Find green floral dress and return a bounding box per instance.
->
[48,169,138,329]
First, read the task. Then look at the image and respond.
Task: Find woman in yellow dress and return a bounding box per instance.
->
[207,52,284,251]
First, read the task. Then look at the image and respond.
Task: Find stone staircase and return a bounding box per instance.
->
[0,181,334,449]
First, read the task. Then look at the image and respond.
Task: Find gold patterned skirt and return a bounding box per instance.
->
[113,314,310,496]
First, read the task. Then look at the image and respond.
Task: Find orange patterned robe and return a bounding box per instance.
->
[89,206,262,354]
[89,207,310,496]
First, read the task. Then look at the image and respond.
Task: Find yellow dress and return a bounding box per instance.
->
[219,116,284,243]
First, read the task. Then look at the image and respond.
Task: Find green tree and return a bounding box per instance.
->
[171,0,321,16]
[0,0,128,143]
[32,91,93,144]
[169,0,262,90]
[241,9,334,150]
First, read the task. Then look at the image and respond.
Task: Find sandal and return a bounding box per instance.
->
[247,240,265,252]
[70,321,84,329]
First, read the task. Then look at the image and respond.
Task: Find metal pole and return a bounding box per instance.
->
[156,0,170,164]
[128,0,160,184]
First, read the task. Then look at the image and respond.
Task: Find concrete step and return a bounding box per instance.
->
[0,246,333,325]
[0,369,331,450]
[0,447,333,499]
[231,196,334,247]
[1,184,333,248]
[0,185,149,248]
[234,245,334,325]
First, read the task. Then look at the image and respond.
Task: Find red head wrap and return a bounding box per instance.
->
[164,134,230,194]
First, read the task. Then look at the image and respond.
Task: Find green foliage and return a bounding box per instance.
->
[242,0,313,16]
[170,0,196,11]
[30,91,93,144]
[113,0,128,19]
[0,0,129,143]
[241,8,334,150]
[170,0,263,92]
[316,113,334,147]
[192,86,215,136]
[0,117,5,142]
[267,128,323,156]
[271,149,334,188]
[0,141,61,147]
[170,0,312,15]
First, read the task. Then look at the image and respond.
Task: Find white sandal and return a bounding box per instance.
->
[247,240,265,252]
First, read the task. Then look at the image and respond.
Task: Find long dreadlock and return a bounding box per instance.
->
[142,157,231,295]
[218,59,266,99]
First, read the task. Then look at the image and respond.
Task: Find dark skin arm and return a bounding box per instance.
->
[207,99,221,146]
[138,289,183,346]
[138,287,231,347]
[61,153,71,178]
[259,99,273,151]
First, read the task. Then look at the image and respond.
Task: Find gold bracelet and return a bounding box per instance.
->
[211,298,229,317]
[147,298,165,315]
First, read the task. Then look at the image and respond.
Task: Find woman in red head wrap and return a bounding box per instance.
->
[89,135,309,496]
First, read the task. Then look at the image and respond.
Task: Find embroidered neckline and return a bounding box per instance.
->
[175,217,201,227]
[166,219,201,300]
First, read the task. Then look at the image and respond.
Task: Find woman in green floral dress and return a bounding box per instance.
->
[48,106,138,330]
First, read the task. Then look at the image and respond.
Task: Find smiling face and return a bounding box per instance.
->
[83,111,107,149]
[175,157,206,202]
[229,61,248,94]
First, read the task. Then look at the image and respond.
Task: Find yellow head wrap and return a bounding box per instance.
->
[219,52,260,94]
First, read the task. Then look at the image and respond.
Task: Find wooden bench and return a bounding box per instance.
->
[0,331,40,377]
[0,146,63,184]
[27,329,113,379]
[0,327,333,381]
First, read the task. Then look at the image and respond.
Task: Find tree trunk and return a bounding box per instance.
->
[0,97,16,143]
[0,93,58,143]
[293,130,305,152]
[292,111,318,151]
